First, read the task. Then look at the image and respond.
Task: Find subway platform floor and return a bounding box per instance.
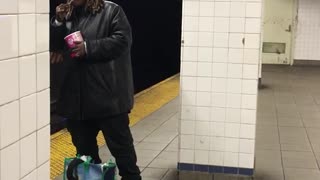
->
[55,65,320,180]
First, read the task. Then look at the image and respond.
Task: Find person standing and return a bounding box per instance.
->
[51,0,141,179]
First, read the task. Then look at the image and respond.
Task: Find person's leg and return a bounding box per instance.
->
[99,114,141,180]
[66,120,102,163]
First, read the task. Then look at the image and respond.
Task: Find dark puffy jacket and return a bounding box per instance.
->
[52,1,134,120]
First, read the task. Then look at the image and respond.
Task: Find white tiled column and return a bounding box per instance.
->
[179,0,262,176]
[0,0,50,179]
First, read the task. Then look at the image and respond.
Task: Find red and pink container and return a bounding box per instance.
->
[64,31,83,57]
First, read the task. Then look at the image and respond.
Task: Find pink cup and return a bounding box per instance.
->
[64,31,84,57]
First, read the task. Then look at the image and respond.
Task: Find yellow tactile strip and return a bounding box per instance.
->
[50,75,180,179]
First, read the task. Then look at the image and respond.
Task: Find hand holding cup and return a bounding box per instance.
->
[64,31,85,58]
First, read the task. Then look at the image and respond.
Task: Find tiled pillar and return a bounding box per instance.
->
[0,0,50,179]
[179,0,262,177]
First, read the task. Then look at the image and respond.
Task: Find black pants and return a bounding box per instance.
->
[67,114,141,180]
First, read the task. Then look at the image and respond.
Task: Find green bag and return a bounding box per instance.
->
[63,155,117,180]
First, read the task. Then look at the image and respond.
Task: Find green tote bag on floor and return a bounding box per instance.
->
[63,156,117,180]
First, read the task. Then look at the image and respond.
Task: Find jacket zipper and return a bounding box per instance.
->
[72,14,85,120]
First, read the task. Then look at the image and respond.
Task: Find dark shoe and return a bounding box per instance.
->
[121,175,142,180]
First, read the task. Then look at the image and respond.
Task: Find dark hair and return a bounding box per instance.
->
[85,0,104,14]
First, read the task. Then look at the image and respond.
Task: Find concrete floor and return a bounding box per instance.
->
[255,65,320,180]
[56,65,320,180]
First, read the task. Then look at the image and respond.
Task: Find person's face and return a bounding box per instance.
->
[72,0,86,6]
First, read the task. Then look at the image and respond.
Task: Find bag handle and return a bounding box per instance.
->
[66,158,85,180]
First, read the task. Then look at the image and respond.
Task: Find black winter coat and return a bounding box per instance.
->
[52,1,134,120]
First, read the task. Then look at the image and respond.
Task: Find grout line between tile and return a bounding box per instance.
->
[298,105,320,171]
[274,86,286,179]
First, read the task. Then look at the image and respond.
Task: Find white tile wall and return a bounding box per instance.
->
[181,76,197,91]
[0,59,19,105]
[1,142,20,180]
[241,109,256,124]
[229,48,244,63]
[19,0,36,13]
[224,152,239,167]
[246,3,262,18]
[200,2,215,17]
[199,17,214,32]
[0,16,19,60]
[0,0,18,14]
[229,33,244,48]
[242,80,258,95]
[211,122,225,137]
[210,137,225,152]
[179,0,262,170]
[212,107,225,122]
[198,48,213,62]
[230,2,246,18]
[183,47,198,61]
[294,0,320,61]
[227,64,243,78]
[215,2,230,17]
[37,14,50,52]
[199,32,214,47]
[37,89,50,129]
[180,149,195,163]
[181,106,196,120]
[195,136,210,150]
[230,18,245,33]
[0,101,20,149]
[239,139,255,154]
[214,33,229,47]
[37,161,50,180]
[37,125,50,166]
[245,18,261,33]
[181,120,195,135]
[36,0,50,13]
[214,17,229,33]
[20,94,37,138]
[226,108,241,123]
[195,150,209,164]
[20,133,37,178]
[184,16,199,32]
[239,153,254,168]
[197,77,211,92]
[36,52,50,91]
[225,138,239,152]
[19,14,36,56]
[213,48,228,62]
[19,55,37,97]
[226,94,241,108]
[197,62,212,77]
[244,49,259,64]
[209,151,224,166]
[196,106,211,121]
[245,34,260,49]
[212,93,226,107]
[21,170,37,180]
[0,0,50,179]
[212,78,227,92]
[180,134,195,149]
[212,63,227,77]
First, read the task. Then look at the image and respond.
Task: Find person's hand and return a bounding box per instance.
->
[56,4,71,22]
[72,41,86,58]
[50,52,64,64]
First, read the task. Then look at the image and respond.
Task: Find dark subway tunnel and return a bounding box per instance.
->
[50,0,182,133]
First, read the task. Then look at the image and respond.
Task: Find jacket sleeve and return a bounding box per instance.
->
[50,16,68,52]
[85,5,132,61]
